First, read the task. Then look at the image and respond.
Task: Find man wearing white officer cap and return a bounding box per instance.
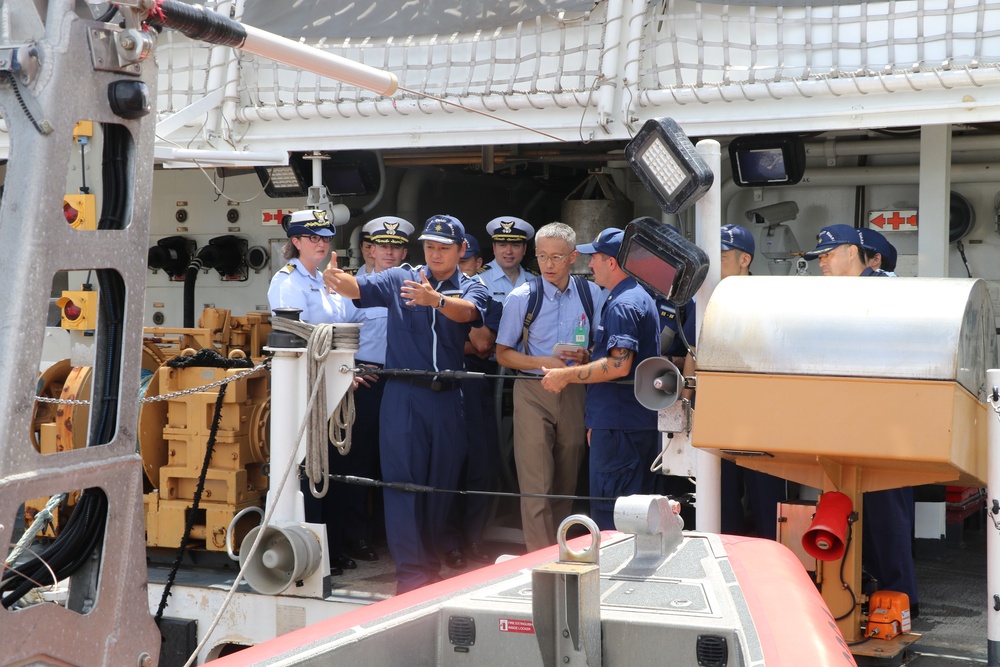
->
[480,216,535,303]
[332,215,415,564]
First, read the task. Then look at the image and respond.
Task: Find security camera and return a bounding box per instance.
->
[745,201,800,226]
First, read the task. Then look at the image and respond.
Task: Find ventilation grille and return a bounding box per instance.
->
[696,634,728,667]
[448,616,476,647]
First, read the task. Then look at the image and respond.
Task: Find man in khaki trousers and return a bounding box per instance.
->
[495,222,602,551]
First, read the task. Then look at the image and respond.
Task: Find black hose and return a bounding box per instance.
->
[1,491,107,608]
[146,0,247,49]
[183,259,202,328]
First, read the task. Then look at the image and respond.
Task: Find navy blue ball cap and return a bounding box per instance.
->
[576,227,624,256]
[858,227,898,272]
[462,233,481,259]
[803,224,861,260]
[418,214,466,245]
[284,209,335,238]
[721,223,755,257]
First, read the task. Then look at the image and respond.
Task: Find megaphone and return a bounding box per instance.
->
[239,523,323,595]
[802,491,853,561]
[633,357,682,411]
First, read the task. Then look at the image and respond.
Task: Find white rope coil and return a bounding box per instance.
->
[270,318,358,498]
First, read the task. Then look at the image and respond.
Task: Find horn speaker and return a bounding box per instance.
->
[633,357,682,411]
[239,523,323,595]
[802,491,853,562]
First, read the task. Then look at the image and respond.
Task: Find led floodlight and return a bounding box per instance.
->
[625,118,714,215]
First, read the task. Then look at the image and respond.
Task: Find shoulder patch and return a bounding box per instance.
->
[524,267,539,276]
[480,264,495,272]
[475,266,487,275]
[279,263,295,274]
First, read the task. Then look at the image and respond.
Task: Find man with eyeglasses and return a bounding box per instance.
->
[480,216,536,303]
[494,222,602,551]
[541,227,661,531]
[324,214,490,594]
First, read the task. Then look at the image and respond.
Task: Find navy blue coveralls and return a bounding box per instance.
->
[858,266,919,608]
[586,277,661,529]
[356,264,489,593]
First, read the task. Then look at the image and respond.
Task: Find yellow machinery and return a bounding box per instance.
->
[692,276,995,654]
[142,347,270,551]
[31,309,272,551]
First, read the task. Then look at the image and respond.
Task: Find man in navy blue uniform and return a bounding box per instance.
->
[859,226,899,276]
[804,223,918,615]
[540,227,661,530]
[717,223,789,539]
[324,215,490,593]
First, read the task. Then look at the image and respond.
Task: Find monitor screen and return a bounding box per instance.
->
[735,147,789,184]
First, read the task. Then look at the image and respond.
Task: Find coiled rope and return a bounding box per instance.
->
[270,318,358,498]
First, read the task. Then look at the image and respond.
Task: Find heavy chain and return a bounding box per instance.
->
[34,360,271,406]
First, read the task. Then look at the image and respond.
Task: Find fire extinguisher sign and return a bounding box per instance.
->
[498,618,535,634]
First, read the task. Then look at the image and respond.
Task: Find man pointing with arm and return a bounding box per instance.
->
[324,214,489,594]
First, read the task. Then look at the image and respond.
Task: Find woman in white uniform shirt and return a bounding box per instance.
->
[267,209,344,323]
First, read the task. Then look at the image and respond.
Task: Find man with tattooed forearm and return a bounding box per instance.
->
[540,228,661,529]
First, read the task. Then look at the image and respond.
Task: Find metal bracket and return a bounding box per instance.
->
[0,44,40,85]
[87,26,143,75]
[532,515,602,667]
[658,397,691,435]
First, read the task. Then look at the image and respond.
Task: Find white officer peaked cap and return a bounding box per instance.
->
[486,216,535,242]
[283,209,335,238]
[363,216,415,245]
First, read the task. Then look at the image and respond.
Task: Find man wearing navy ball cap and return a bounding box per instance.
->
[324,214,490,593]
[541,227,661,529]
[859,226,898,276]
[802,222,918,615]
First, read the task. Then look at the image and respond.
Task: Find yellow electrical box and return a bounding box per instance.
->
[72,120,93,139]
[57,290,97,331]
[64,194,97,230]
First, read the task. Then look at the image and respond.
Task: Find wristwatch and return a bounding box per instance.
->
[434,295,446,309]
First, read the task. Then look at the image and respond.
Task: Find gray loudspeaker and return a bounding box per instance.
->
[633,357,682,411]
[239,523,323,595]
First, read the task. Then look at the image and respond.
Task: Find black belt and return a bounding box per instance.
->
[395,377,462,392]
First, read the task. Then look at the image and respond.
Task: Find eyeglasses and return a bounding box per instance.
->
[536,253,571,265]
[299,234,331,244]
